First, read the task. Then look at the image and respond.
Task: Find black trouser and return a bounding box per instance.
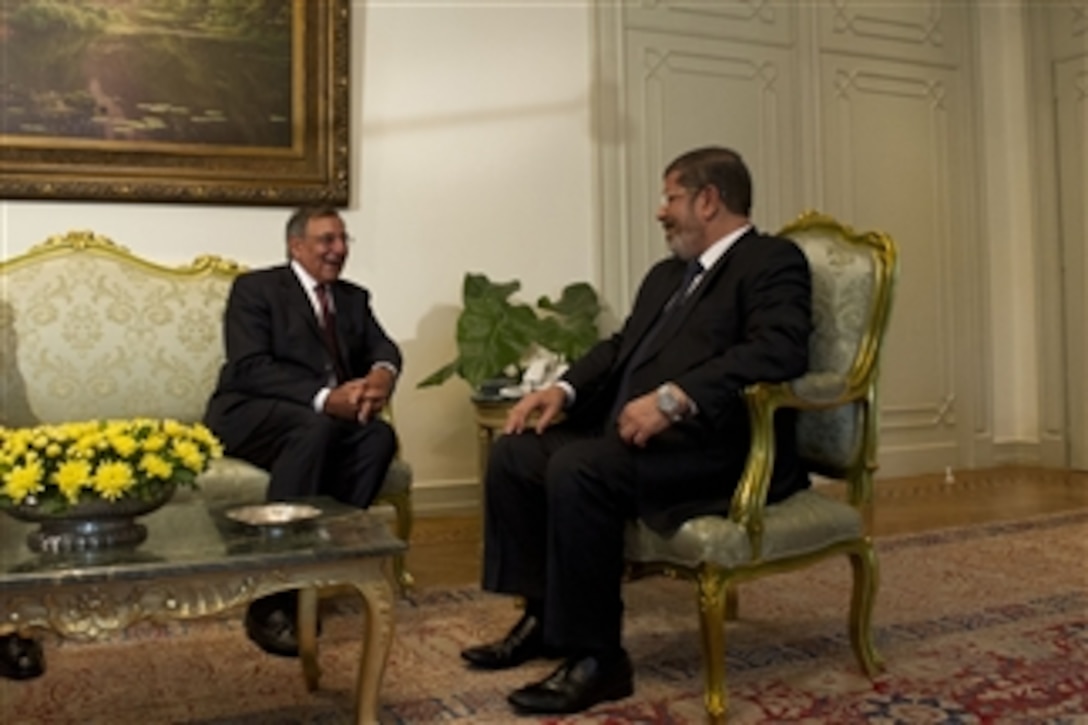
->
[481,427,639,655]
[228,400,396,509]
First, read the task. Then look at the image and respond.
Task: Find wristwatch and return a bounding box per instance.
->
[656,383,686,422]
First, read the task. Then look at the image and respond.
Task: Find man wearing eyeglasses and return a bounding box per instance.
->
[204,205,401,658]
[461,147,813,715]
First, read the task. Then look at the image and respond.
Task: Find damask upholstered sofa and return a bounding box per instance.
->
[0,231,414,591]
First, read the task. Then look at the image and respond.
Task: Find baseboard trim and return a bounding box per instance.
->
[392,477,480,516]
[992,440,1043,467]
[401,443,1056,518]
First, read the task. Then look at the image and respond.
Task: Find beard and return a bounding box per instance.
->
[665,227,700,260]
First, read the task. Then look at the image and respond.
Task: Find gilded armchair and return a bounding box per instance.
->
[624,211,898,722]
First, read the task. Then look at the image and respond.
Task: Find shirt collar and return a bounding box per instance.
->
[697,224,752,272]
[290,259,321,292]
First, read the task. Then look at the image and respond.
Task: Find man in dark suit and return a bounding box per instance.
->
[204,206,401,658]
[460,147,813,715]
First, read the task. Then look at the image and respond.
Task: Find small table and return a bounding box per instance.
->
[471,394,517,482]
[0,492,406,724]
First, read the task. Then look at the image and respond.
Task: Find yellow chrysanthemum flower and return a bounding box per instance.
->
[52,460,93,504]
[139,453,173,481]
[172,439,205,472]
[3,460,45,503]
[142,433,168,453]
[109,434,139,458]
[91,461,135,501]
[0,419,221,509]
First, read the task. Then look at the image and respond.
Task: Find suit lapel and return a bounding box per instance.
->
[633,228,758,367]
[280,266,325,346]
[616,263,685,366]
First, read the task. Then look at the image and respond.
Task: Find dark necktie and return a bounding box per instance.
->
[314,284,348,383]
[609,258,704,422]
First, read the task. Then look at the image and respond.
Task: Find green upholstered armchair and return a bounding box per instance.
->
[624,211,898,722]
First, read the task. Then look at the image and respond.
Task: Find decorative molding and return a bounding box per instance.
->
[0,230,247,278]
[625,0,790,46]
[0,559,389,642]
[832,69,946,109]
[829,0,943,47]
[882,396,957,430]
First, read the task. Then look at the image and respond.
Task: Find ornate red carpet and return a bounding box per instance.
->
[2,510,1085,723]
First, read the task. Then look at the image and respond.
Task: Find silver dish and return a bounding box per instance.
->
[226,503,322,527]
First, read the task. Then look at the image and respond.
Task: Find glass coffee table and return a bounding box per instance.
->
[0,490,407,724]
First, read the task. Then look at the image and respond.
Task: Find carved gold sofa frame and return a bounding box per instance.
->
[0,231,414,592]
[625,211,899,722]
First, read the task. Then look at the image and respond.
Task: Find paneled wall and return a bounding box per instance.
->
[597,0,996,477]
[1035,2,1088,468]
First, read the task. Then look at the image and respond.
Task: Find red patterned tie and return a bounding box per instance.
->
[314,284,348,383]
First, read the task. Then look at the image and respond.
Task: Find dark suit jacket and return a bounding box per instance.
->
[204,266,401,452]
[562,228,813,531]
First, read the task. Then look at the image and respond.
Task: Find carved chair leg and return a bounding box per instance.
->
[847,540,883,676]
[377,491,415,596]
[724,583,739,621]
[696,570,730,724]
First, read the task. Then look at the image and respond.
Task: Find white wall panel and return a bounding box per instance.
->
[1055,56,1088,468]
[625,0,793,46]
[622,30,800,300]
[819,56,975,473]
[817,0,963,67]
[1048,0,1088,60]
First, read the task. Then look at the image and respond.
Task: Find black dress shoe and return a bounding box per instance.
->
[507,650,634,715]
[0,634,45,681]
[245,605,300,658]
[460,613,555,670]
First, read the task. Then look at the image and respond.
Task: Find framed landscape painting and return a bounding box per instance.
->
[0,0,349,206]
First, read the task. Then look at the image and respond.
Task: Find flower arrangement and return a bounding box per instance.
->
[0,418,223,514]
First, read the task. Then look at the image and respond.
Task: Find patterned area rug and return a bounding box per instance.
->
[2,511,1086,724]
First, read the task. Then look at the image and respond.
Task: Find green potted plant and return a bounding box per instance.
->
[417,273,602,393]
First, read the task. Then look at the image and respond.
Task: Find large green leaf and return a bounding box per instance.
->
[536,283,602,360]
[417,273,602,390]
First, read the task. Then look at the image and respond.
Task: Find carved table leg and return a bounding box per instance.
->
[298,586,321,690]
[348,561,396,725]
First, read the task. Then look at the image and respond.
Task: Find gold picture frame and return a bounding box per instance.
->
[0,0,349,206]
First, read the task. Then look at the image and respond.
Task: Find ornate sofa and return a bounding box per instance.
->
[0,231,414,591]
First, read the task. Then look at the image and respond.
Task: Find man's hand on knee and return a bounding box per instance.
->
[504,386,566,435]
[616,394,670,447]
[324,380,368,420]
[357,367,396,423]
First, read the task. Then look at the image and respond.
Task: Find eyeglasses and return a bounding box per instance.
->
[306,232,354,246]
[660,185,707,205]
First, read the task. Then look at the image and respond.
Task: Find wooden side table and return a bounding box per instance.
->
[471,395,516,483]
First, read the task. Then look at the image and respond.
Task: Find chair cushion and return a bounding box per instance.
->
[188,456,413,502]
[625,489,863,569]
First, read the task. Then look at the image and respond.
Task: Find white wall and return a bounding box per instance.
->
[0,1,595,505]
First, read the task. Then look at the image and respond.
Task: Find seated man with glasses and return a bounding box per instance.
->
[460,147,813,715]
[204,205,402,658]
